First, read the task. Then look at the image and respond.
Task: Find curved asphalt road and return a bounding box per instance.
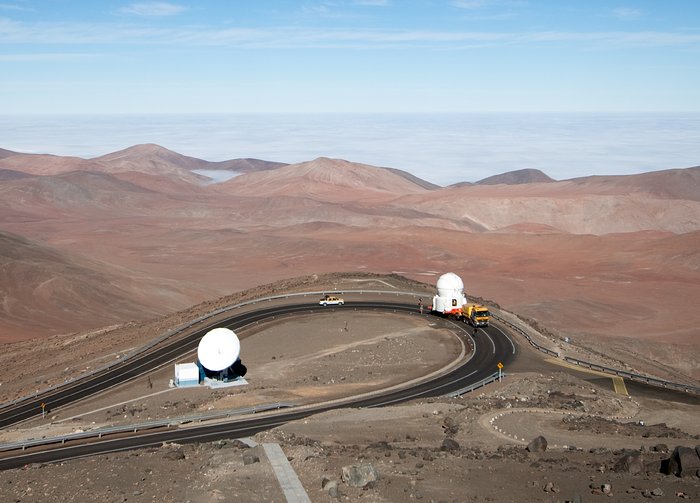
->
[0,300,515,470]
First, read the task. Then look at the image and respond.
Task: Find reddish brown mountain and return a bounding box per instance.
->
[208,158,288,173]
[395,166,700,234]
[477,168,555,185]
[0,153,106,176]
[1,145,699,379]
[218,157,431,203]
[569,166,700,201]
[0,147,19,159]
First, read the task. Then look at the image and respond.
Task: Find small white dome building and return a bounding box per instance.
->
[432,272,468,314]
[197,327,246,381]
[198,327,240,372]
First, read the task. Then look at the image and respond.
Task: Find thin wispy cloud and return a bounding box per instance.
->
[611,7,643,20]
[452,0,489,8]
[0,52,94,61]
[354,0,389,6]
[0,2,33,12]
[1,18,698,50]
[452,0,524,9]
[117,2,188,17]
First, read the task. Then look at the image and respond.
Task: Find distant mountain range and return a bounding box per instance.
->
[1,143,699,375]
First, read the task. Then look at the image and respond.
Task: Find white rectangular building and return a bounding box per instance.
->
[174,362,200,387]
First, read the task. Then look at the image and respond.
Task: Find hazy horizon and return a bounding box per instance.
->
[1,112,699,186]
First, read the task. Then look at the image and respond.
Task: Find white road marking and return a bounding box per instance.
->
[489,324,516,354]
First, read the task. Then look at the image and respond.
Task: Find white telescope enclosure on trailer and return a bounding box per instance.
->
[197,327,241,372]
[432,272,468,314]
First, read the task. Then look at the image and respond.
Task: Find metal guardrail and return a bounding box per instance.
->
[0,289,426,411]
[562,357,700,395]
[445,371,505,398]
[491,313,700,396]
[491,313,559,358]
[0,402,296,453]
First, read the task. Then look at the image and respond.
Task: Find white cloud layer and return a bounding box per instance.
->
[1,113,698,186]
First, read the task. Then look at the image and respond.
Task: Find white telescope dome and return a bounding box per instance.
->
[436,272,464,296]
[197,327,240,372]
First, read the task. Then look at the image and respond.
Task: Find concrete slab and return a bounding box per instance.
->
[262,443,311,503]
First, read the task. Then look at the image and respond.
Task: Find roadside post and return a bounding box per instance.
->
[497,362,503,382]
[41,402,46,419]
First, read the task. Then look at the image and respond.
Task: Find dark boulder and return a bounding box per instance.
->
[527,436,548,453]
[442,416,459,435]
[668,446,700,477]
[613,451,645,475]
[441,438,460,452]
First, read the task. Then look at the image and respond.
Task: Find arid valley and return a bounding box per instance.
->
[1,145,699,501]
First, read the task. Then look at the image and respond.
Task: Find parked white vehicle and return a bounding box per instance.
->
[319,295,344,306]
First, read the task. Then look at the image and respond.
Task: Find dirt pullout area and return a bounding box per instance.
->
[1,373,698,503]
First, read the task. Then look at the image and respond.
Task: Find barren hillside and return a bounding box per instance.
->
[396,168,700,234]
[217,157,430,203]
[477,168,555,185]
[0,231,207,342]
[0,145,698,379]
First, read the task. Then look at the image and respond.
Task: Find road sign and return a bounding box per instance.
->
[497,362,503,369]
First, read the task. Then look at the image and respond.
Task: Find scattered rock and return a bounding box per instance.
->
[441,438,460,452]
[601,483,612,495]
[162,449,185,461]
[526,436,547,453]
[322,478,339,498]
[242,453,260,465]
[442,416,459,435]
[341,462,379,488]
[652,443,668,453]
[367,441,392,451]
[543,481,559,493]
[613,451,645,475]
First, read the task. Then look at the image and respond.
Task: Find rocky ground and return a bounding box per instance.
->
[0,274,699,502]
[1,373,699,502]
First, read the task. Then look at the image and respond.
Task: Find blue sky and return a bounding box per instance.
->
[1,0,699,114]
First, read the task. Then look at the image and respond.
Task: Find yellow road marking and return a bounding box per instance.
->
[613,376,629,396]
[545,357,628,396]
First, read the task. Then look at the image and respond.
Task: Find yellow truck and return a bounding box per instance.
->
[461,303,490,327]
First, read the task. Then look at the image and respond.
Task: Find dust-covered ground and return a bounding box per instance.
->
[1,372,699,503]
[0,274,699,502]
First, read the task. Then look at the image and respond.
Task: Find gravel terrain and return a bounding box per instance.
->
[1,274,699,502]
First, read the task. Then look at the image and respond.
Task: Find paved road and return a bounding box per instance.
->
[0,299,515,469]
